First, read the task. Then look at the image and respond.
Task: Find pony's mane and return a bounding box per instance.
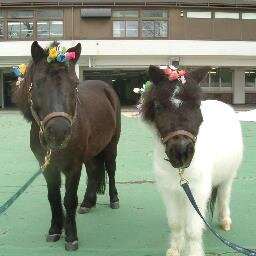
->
[12,62,33,121]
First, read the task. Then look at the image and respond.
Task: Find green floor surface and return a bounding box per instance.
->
[0,112,256,256]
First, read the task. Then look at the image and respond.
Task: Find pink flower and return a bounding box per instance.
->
[164,68,172,75]
[178,70,186,76]
[65,51,76,60]
[170,71,179,81]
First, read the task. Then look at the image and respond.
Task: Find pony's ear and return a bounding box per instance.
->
[67,43,81,64]
[148,65,166,85]
[31,41,45,63]
[189,66,211,83]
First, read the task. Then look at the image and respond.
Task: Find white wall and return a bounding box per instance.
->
[1,40,256,68]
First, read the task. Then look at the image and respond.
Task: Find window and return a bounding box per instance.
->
[8,21,33,39]
[36,9,63,18]
[245,71,256,87]
[0,10,4,39]
[112,10,138,38]
[8,10,34,18]
[0,21,4,39]
[200,68,232,88]
[187,11,211,19]
[242,13,256,20]
[112,10,138,18]
[37,21,63,38]
[215,12,239,19]
[142,21,167,37]
[142,10,167,18]
[113,20,138,37]
[142,10,168,38]
[0,10,4,18]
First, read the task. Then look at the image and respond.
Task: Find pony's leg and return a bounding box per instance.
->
[104,141,119,209]
[164,195,185,256]
[64,167,81,251]
[184,187,209,256]
[43,169,63,242]
[78,155,104,213]
[217,179,234,231]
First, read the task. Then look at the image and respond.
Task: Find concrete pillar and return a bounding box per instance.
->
[233,69,245,104]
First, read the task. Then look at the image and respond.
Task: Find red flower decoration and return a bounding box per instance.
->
[164,68,172,75]
[178,70,186,76]
[170,71,179,80]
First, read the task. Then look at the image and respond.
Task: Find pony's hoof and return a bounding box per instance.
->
[110,201,119,209]
[46,234,61,242]
[78,206,91,214]
[65,240,78,251]
[166,248,180,256]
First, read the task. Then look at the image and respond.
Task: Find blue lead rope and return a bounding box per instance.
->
[181,181,256,255]
[0,169,41,216]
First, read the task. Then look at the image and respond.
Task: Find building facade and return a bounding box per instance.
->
[1,0,256,107]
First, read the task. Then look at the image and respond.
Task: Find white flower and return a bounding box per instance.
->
[133,88,141,94]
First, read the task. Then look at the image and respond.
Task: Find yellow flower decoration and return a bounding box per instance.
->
[18,64,27,75]
[49,47,58,59]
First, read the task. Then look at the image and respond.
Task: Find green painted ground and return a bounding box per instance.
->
[0,111,255,256]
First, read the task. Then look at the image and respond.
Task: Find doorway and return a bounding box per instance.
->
[3,73,16,108]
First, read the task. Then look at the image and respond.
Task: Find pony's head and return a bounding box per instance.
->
[14,41,81,151]
[142,65,210,169]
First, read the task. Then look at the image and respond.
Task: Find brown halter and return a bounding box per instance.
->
[28,82,78,148]
[162,130,197,144]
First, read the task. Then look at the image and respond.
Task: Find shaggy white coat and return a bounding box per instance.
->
[153,100,243,256]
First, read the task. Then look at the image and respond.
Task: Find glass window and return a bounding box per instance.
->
[142,21,154,37]
[113,20,138,37]
[37,9,63,18]
[0,10,4,18]
[8,21,33,39]
[0,21,4,39]
[113,21,125,37]
[242,13,256,20]
[20,21,33,38]
[37,20,63,38]
[50,21,63,37]
[142,20,167,37]
[142,10,167,18]
[199,68,232,88]
[220,68,232,87]
[126,21,138,37]
[199,73,210,87]
[215,12,239,19]
[245,71,256,87]
[187,11,211,19]
[210,70,220,87]
[112,10,138,18]
[8,10,34,18]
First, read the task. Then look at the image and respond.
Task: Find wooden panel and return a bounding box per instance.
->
[170,9,185,39]
[241,21,256,41]
[185,19,212,40]
[213,19,241,40]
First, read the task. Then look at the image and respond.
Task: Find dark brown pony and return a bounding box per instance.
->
[12,41,121,251]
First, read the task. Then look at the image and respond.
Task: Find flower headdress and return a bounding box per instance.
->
[47,45,76,64]
[11,64,27,87]
[162,65,187,84]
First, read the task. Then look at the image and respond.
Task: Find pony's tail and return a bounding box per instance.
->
[95,158,106,195]
[208,186,218,220]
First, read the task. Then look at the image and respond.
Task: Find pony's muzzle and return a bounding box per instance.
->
[44,117,71,150]
[165,137,195,168]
